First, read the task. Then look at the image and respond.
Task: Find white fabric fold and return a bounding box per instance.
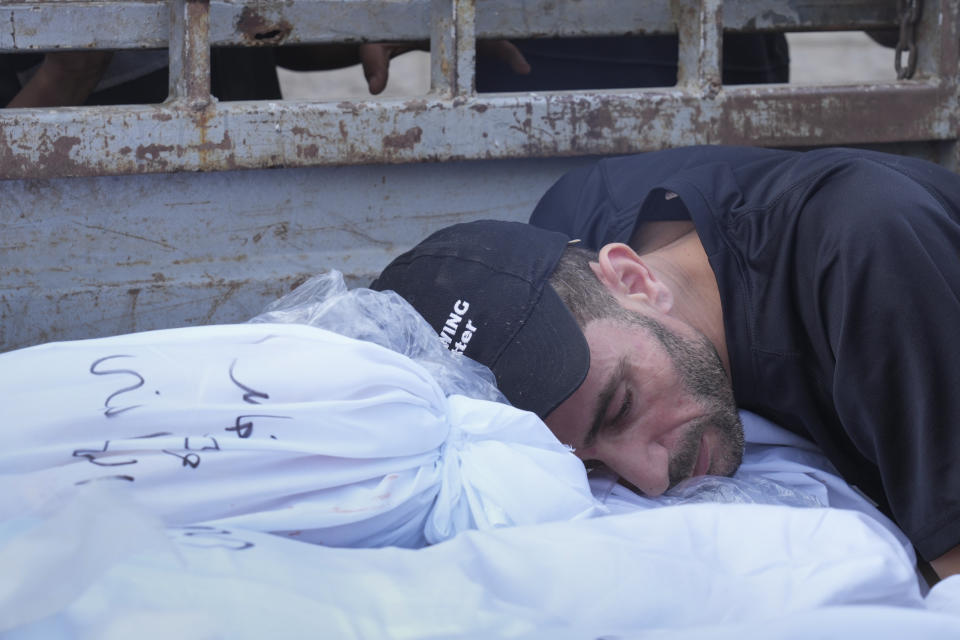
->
[0,323,599,549]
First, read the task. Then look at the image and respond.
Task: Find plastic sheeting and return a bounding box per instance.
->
[249,270,507,405]
[592,410,917,561]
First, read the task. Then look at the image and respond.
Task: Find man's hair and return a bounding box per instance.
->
[548,245,622,329]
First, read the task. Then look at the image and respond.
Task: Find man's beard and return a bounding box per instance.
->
[621,310,745,489]
[666,412,741,488]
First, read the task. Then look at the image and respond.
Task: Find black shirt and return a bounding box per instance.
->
[530,145,960,562]
[476,34,789,92]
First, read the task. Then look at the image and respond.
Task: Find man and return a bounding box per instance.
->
[372,145,960,580]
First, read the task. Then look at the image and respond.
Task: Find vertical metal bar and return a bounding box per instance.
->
[925,0,960,174]
[916,0,957,80]
[430,0,476,96]
[168,0,212,106]
[455,0,477,96]
[675,0,723,96]
[430,0,454,95]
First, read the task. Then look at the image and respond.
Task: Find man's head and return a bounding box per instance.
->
[372,220,743,495]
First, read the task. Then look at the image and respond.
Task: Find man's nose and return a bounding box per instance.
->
[607,446,670,497]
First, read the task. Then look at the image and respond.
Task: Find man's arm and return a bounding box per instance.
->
[6,51,112,108]
[932,545,960,580]
[803,157,960,572]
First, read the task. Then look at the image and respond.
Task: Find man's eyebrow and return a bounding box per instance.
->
[583,356,628,449]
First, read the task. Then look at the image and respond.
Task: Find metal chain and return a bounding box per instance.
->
[895,0,922,79]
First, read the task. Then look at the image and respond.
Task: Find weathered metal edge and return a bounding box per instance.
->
[1,82,954,180]
[0,0,898,51]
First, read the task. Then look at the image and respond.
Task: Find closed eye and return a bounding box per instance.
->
[585,356,630,449]
[605,388,633,435]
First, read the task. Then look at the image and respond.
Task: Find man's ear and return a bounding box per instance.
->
[590,243,673,313]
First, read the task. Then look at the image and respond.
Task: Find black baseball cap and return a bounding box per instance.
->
[371,220,590,418]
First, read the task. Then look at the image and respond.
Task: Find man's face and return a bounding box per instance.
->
[545,311,744,496]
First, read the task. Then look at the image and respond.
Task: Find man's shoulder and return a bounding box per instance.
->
[529,145,960,249]
[529,146,796,247]
[787,149,959,228]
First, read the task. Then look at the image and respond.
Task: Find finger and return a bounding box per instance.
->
[479,40,531,75]
[498,41,531,75]
[359,43,392,95]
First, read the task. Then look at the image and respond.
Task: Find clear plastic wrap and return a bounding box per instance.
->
[250,270,507,405]
[663,472,824,508]
[590,467,824,511]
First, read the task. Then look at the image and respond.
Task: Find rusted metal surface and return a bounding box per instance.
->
[2,0,945,182]
[235,4,293,45]
[168,0,212,104]
[1,0,957,353]
[918,0,958,79]
[722,0,898,31]
[0,0,900,52]
[675,0,723,95]
[0,157,587,351]
[1,1,169,51]
[0,81,956,180]
[455,0,477,96]
[431,0,476,96]
[431,0,456,96]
